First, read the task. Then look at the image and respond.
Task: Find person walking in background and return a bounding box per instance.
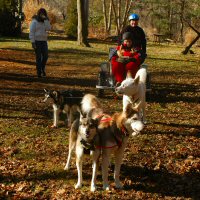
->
[29,8,51,78]
[119,13,147,64]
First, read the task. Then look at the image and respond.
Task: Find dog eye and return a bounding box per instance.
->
[89,124,95,128]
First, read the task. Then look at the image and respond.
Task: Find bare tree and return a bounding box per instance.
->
[77,0,90,47]
[111,0,132,35]
[182,19,200,54]
[179,0,186,43]
[102,0,112,35]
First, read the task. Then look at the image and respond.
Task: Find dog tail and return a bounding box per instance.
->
[81,94,102,114]
[135,68,147,84]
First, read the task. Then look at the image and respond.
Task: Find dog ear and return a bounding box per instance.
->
[134,76,140,85]
[79,109,86,122]
[52,91,59,101]
[126,70,132,78]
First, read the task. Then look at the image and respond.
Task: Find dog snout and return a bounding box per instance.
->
[115,86,122,94]
[131,121,144,134]
[85,129,90,137]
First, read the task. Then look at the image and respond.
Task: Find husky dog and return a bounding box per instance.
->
[90,103,144,192]
[64,112,99,189]
[65,94,144,191]
[43,89,84,128]
[115,68,147,123]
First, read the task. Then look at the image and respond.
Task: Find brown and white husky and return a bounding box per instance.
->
[64,94,144,191]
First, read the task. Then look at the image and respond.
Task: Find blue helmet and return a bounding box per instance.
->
[129,13,139,21]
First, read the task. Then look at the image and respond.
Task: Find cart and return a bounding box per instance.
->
[96,54,151,98]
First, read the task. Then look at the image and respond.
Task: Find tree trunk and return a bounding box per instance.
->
[107,1,112,33]
[120,0,132,32]
[102,0,108,33]
[77,0,90,47]
[111,0,119,34]
[102,0,112,36]
[182,34,200,54]
[111,0,132,34]
[117,0,121,30]
[182,18,200,54]
[179,0,186,43]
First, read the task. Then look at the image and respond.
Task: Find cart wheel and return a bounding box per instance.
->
[98,89,104,97]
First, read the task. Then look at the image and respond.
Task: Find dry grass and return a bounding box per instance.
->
[0,36,200,199]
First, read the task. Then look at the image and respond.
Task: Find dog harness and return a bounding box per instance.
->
[80,114,129,151]
[96,116,128,149]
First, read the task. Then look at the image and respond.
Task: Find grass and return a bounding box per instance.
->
[0,35,200,199]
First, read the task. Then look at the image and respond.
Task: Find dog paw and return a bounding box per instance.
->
[103,184,110,191]
[75,183,82,189]
[64,165,69,170]
[132,132,138,136]
[50,125,57,128]
[90,185,97,192]
[143,120,147,125]
[115,182,123,189]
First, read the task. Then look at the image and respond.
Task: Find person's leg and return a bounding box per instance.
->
[41,41,48,76]
[111,56,125,83]
[35,41,42,77]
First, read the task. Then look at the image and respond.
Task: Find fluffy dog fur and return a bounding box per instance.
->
[115,68,147,123]
[64,94,144,191]
[90,104,144,191]
[64,112,99,189]
[43,89,84,128]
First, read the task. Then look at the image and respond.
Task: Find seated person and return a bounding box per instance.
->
[111,32,142,83]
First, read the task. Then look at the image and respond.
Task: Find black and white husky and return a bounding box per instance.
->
[43,89,84,128]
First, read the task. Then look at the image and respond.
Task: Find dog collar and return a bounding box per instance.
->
[95,114,112,123]
[100,117,112,122]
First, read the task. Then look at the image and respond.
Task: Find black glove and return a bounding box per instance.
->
[32,43,36,49]
[117,57,137,64]
[127,57,137,63]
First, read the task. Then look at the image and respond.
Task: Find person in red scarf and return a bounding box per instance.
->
[111,32,142,83]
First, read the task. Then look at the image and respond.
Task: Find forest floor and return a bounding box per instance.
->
[0,35,200,199]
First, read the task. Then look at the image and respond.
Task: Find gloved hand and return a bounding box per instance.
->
[32,43,36,49]
[117,57,127,63]
[117,57,137,63]
[127,57,137,63]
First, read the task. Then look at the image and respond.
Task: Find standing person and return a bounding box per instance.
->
[111,32,141,83]
[118,13,147,64]
[29,8,51,78]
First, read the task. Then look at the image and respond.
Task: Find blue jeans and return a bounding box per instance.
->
[35,41,48,76]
